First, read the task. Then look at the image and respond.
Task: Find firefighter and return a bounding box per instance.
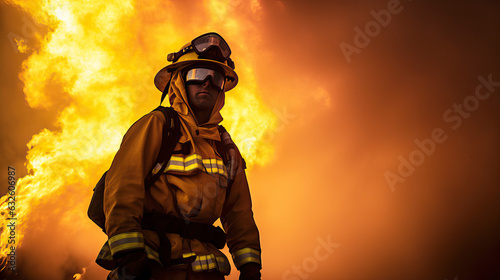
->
[96,33,262,279]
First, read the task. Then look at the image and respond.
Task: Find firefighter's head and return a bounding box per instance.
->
[182,63,226,118]
[154,33,238,123]
[154,32,238,96]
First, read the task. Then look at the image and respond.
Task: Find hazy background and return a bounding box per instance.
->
[1,0,500,279]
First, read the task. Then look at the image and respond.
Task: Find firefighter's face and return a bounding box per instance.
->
[185,78,221,114]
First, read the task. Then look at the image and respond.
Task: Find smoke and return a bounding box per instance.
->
[2,0,500,279]
[249,0,500,279]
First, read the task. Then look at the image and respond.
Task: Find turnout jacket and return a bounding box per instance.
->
[96,71,261,275]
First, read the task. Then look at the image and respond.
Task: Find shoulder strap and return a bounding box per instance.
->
[215,125,229,166]
[144,106,181,188]
[215,125,242,196]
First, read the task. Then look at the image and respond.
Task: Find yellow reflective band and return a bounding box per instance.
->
[232,248,261,268]
[108,232,144,256]
[162,153,227,177]
[191,254,217,272]
[239,256,260,265]
[183,252,197,258]
[202,158,226,174]
[151,162,163,175]
[145,245,161,264]
[181,253,230,275]
[109,232,144,244]
[233,247,260,257]
[112,242,144,254]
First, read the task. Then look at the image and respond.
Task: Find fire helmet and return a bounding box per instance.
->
[154,32,238,93]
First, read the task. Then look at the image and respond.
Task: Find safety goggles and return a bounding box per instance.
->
[184,68,226,90]
[192,32,231,59]
[167,32,235,69]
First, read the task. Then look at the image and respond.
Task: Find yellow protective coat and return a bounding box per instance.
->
[96,71,261,275]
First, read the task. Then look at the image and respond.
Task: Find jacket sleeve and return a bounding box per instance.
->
[220,149,261,270]
[103,111,165,257]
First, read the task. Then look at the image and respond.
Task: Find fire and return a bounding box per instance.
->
[73,267,86,280]
[0,0,276,275]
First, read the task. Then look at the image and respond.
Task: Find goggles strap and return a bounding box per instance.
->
[168,46,193,63]
[168,46,234,70]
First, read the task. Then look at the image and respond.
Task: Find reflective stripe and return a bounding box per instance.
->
[183,253,231,275]
[232,248,261,269]
[160,153,227,177]
[152,162,163,175]
[191,254,218,272]
[96,242,160,270]
[108,232,144,255]
[202,158,226,175]
[144,245,161,264]
[183,252,197,258]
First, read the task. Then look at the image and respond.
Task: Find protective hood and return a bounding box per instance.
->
[167,70,225,142]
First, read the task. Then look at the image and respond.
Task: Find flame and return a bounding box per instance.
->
[73,267,86,280]
[14,38,30,53]
[0,0,277,274]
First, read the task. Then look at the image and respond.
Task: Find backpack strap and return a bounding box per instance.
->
[144,106,181,188]
[215,125,244,192]
[215,126,229,166]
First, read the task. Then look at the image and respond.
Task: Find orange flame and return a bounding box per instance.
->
[0,0,277,274]
[73,267,86,280]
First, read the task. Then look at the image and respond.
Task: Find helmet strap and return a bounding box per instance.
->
[160,79,170,105]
